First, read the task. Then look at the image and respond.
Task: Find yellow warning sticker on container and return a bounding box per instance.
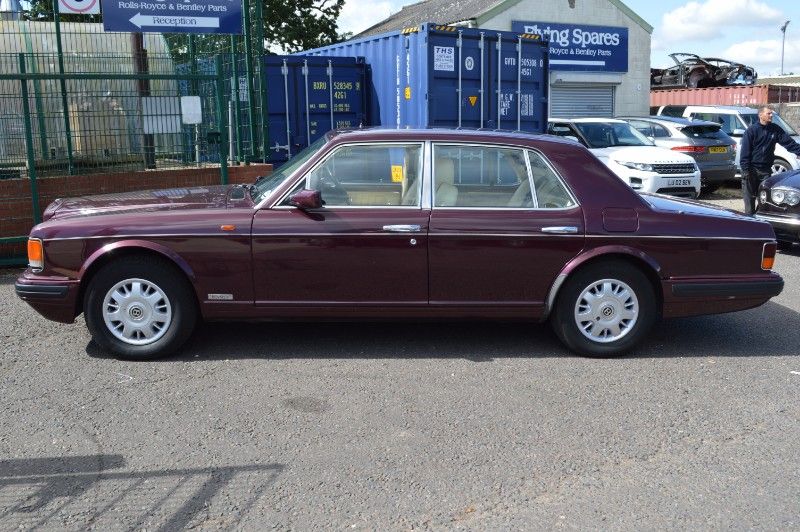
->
[404,87,412,100]
[468,96,478,106]
[391,165,404,182]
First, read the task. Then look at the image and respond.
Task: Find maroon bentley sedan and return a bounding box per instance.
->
[16,128,783,360]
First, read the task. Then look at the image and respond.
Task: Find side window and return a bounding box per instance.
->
[527,150,576,209]
[433,145,528,208]
[627,120,653,137]
[651,124,671,138]
[295,143,422,207]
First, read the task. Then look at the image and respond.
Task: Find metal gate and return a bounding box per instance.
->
[550,85,615,118]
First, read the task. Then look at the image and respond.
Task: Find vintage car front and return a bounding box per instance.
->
[755,169,800,246]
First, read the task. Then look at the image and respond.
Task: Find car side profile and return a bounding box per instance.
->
[617,116,737,193]
[16,129,783,360]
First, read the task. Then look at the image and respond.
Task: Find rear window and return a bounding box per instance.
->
[681,125,729,140]
[659,106,686,118]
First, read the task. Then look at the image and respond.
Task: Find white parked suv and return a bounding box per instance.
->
[547,118,701,198]
[652,105,800,174]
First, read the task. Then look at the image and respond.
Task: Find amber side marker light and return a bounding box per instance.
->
[762,242,777,270]
[28,238,43,270]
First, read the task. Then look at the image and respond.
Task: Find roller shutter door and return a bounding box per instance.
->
[550,86,615,118]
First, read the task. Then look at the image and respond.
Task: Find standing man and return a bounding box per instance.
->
[739,106,800,215]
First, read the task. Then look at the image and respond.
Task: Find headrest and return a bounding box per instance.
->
[435,158,455,186]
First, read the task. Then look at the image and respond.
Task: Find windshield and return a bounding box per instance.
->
[251,135,330,202]
[573,122,653,148]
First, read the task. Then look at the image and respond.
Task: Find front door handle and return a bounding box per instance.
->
[383,224,421,233]
[541,226,579,234]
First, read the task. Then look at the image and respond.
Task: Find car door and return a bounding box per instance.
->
[427,143,585,317]
[251,141,430,308]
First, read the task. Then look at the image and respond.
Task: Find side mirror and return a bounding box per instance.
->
[732,128,746,137]
[289,189,322,210]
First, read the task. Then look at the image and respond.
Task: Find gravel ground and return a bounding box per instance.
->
[1,184,798,530]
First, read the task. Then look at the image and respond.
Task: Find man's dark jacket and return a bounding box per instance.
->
[739,121,800,173]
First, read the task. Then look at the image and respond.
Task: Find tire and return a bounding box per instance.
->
[700,183,720,196]
[84,256,197,360]
[772,159,791,175]
[777,240,794,251]
[551,261,657,357]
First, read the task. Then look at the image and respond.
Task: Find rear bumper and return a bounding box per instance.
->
[699,166,737,184]
[662,273,783,318]
[15,276,80,324]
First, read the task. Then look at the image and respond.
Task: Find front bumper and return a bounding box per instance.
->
[15,275,80,324]
[754,213,800,243]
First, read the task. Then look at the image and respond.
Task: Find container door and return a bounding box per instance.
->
[264,57,298,164]
[428,29,487,129]
[487,35,549,133]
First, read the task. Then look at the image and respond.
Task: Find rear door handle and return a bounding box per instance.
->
[383,224,421,232]
[541,226,579,234]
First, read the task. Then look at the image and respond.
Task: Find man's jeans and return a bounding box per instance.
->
[741,167,771,215]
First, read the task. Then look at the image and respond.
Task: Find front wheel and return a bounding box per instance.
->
[551,261,657,357]
[772,159,791,175]
[84,256,197,360]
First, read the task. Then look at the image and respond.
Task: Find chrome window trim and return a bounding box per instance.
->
[269,141,426,210]
[523,149,539,208]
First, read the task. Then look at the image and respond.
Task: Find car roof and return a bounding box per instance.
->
[547,118,627,124]
[617,116,721,127]
[683,105,758,113]
[327,126,557,144]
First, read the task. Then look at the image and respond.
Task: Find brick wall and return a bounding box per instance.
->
[1,164,272,260]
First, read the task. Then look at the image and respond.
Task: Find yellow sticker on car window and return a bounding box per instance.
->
[391,165,404,182]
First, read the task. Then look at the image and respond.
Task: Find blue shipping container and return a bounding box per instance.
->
[264,56,367,164]
[299,23,549,133]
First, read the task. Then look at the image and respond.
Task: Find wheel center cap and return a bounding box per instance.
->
[128,305,145,321]
[601,304,615,318]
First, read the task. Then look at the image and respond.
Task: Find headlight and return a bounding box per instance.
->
[617,161,654,172]
[771,186,800,206]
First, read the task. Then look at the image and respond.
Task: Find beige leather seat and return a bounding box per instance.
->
[507,178,532,207]
[434,158,458,207]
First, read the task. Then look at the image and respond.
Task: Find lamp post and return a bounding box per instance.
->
[781,20,790,75]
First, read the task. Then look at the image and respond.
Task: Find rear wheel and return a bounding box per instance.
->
[84,256,197,360]
[551,261,657,357]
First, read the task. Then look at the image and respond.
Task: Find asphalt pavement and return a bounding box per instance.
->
[1,184,798,530]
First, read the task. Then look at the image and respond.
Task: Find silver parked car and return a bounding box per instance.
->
[618,116,737,194]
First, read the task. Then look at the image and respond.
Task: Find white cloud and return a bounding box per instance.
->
[722,39,800,77]
[337,0,404,36]
[655,0,782,46]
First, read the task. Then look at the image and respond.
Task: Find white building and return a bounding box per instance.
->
[359,0,653,118]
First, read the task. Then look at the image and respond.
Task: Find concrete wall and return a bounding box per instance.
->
[481,0,652,116]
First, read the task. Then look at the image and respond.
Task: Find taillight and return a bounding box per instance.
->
[762,242,777,270]
[28,238,43,270]
[670,146,706,153]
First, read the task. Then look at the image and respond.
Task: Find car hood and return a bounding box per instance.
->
[592,146,694,164]
[762,169,800,190]
[43,185,240,221]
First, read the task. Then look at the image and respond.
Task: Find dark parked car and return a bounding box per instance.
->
[651,53,757,88]
[16,128,783,360]
[756,170,800,248]
[618,116,738,193]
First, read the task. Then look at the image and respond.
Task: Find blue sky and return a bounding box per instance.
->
[338,0,799,76]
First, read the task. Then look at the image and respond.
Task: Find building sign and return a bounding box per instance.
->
[59,0,101,15]
[512,21,628,73]
[101,0,242,34]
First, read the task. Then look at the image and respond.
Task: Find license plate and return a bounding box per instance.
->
[709,146,727,153]
[667,179,692,186]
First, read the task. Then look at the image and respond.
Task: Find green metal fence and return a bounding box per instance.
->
[0,1,270,265]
